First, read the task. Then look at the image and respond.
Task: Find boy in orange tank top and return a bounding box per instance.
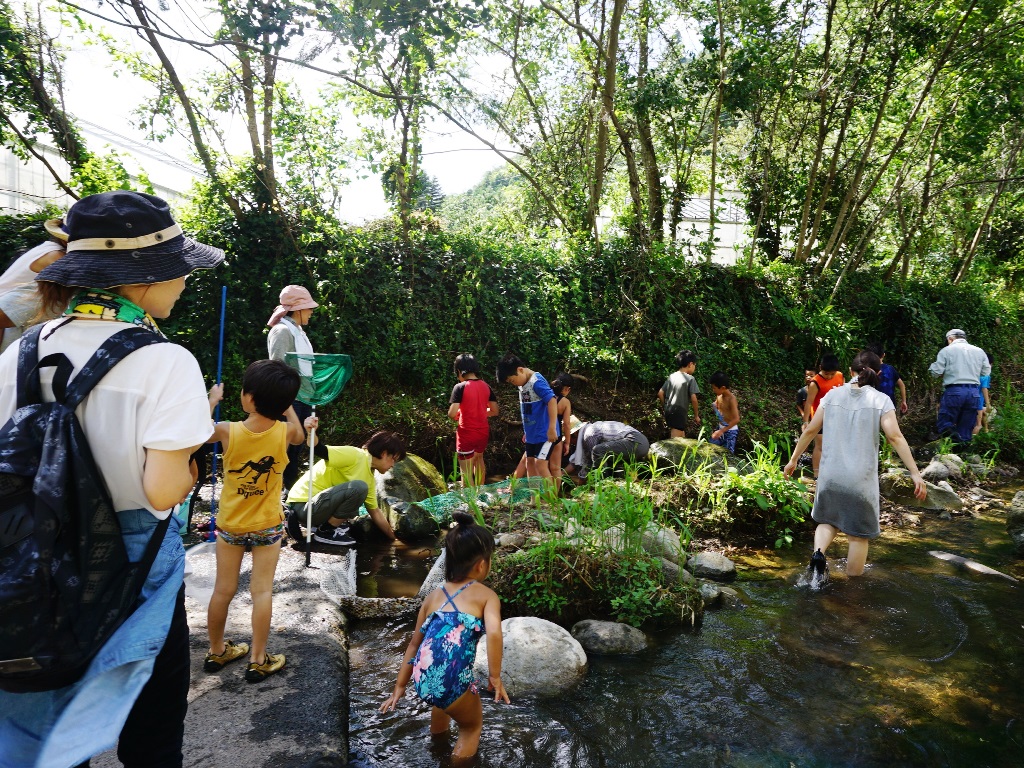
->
[802,353,844,476]
[204,360,316,682]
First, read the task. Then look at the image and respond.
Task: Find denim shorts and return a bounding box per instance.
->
[217,523,286,548]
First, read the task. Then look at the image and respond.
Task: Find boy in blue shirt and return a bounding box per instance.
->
[867,343,908,414]
[496,353,558,485]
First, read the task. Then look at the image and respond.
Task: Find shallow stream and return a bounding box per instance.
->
[347,490,1024,767]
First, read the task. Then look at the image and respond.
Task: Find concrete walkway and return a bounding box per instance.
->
[93,542,354,768]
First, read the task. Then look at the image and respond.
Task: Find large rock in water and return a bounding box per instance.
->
[474,617,587,697]
[879,469,963,511]
[571,620,647,655]
[1007,491,1024,557]
[377,453,447,502]
[649,438,728,474]
[376,454,448,541]
[685,551,736,582]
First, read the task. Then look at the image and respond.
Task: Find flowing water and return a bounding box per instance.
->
[347,492,1024,767]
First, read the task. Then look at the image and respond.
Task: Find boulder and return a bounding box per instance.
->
[659,557,694,584]
[390,499,441,542]
[685,551,736,582]
[571,620,648,655]
[648,438,729,474]
[1007,491,1024,557]
[879,469,963,511]
[377,453,447,507]
[474,617,587,697]
[935,453,965,480]
[496,533,527,549]
[921,461,951,483]
[601,523,685,564]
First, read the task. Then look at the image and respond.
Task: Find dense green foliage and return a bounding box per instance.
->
[3,201,1021,434]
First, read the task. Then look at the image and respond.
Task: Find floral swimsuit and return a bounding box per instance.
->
[410,581,483,710]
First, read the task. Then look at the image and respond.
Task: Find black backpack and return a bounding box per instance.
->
[0,323,169,693]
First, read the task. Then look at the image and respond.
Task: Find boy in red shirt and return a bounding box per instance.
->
[448,354,499,487]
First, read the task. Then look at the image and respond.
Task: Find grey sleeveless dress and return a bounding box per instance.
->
[811,383,894,538]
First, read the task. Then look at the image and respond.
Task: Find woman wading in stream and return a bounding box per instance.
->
[784,350,926,584]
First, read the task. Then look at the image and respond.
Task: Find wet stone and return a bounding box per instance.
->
[686,551,736,582]
[571,620,648,655]
[1007,491,1024,557]
[718,585,742,608]
[474,617,588,697]
[699,581,721,607]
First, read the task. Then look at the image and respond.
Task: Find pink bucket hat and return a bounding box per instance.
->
[267,284,319,326]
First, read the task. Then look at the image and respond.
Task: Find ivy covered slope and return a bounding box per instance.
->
[3,205,1022,466]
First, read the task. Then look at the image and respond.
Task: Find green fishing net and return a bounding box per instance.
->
[286,352,353,406]
[413,478,543,523]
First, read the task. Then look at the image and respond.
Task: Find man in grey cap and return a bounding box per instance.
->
[929,328,991,443]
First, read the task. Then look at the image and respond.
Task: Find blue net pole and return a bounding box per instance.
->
[208,286,227,542]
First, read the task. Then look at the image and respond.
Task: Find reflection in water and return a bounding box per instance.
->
[350,502,1024,767]
[355,540,439,599]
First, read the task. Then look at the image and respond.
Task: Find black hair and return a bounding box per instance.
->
[865,342,885,357]
[819,353,840,372]
[709,371,730,388]
[496,353,525,382]
[454,353,481,376]
[241,359,300,419]
[363,430,408,461]
[851,350,881,389]
[674,349,697,368]
[445,511,495,581]
[551,372,574,392]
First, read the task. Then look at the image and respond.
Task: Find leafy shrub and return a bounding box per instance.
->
[489,462,701,628]
[973,387,1024,463]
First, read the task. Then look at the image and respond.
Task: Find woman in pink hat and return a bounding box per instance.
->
[267,285,319,489]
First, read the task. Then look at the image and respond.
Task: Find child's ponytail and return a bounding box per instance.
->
[445,512,495,581]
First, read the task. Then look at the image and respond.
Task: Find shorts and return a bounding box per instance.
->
[456,428,488,458]
[665,409,688,431]
[524,441,554,460]
[710,429,738,454]
[217,523,286,549]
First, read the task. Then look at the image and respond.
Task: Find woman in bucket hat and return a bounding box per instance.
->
[267,284,320,490]
[0,216,69,354]
[0,191,223,767]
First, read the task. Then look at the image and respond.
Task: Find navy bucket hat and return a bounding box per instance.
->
[36,191,224,288]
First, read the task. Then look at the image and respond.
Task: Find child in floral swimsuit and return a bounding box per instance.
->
[380,512,510,761]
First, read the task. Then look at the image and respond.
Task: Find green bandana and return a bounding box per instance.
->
[65,289,165,337]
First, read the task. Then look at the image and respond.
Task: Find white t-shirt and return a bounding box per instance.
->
[0,318,213,517]
[0,242,66,354]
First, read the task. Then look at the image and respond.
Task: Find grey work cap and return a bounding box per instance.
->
[945,328,967,339]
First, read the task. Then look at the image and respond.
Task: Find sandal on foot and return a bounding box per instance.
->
[245,652,286,683]
[204,640,250,672]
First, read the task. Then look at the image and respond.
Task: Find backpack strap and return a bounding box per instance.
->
[17,325,167,410]
[15,324,44,408]
[62,328,167,410]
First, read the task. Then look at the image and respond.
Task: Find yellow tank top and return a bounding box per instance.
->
[217,421,289,534]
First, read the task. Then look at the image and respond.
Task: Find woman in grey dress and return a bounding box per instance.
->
[784,350,925,579]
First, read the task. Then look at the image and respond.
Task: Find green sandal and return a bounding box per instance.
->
[204,640,249,672]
